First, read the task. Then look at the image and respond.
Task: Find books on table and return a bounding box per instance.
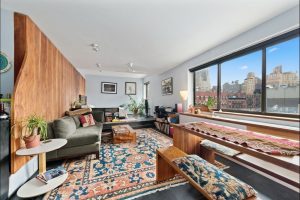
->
[36,166,67,184]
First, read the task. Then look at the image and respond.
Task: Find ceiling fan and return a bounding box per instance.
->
[127,62,147,73]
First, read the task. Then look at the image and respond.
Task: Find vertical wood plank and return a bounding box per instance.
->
[173,126,203,155]
[12,13,86,173]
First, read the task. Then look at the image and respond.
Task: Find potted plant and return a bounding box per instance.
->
[197,97,216,112]
[12,114,48,148]
[124,95,145,115]
[205,96,216,112]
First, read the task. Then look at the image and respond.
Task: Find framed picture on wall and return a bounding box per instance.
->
[101,82,117,94]
[125,82,136,95]
[161,77,173,95]
[79,95,87,105]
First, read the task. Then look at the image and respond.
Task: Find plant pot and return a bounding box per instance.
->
[23,134,40,149]
[132,109,139,115]
[200,105,209,112]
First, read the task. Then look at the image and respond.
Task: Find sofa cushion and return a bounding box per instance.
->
[79,114,96,127]
[64,125,101,148]
[72,115,81,128]
[58,143,99,158]
[53,117,76,138]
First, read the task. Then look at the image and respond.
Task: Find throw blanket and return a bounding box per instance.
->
[173,155,257,200]
[184,122,299,156]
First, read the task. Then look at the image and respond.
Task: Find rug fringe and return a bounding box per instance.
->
[125,182,188,200]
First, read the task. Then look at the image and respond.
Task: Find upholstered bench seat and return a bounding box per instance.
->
[201,139,241,157]
[173,154,256,200]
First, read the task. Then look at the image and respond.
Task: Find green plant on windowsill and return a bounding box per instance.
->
[196,96,216,112]
[122,95,145,115]
[204,96,216,111]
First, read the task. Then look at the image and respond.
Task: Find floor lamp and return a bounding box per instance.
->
[179,90,188,112]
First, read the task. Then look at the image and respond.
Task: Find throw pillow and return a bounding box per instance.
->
[79,114,96,127]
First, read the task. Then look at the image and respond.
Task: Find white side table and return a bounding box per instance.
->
[16,138,67,173]
[17,173,68,198]
[16,139,68,198]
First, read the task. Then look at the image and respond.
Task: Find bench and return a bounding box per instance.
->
[157,146,257,200]
[200,139,241,164]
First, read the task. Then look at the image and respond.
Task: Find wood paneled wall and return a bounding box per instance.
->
[11,13,85,173]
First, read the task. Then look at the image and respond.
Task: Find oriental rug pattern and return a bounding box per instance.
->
[184,122,299,156]
[44,128,186,200]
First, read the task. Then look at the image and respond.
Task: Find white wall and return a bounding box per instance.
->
[0,9,14,97]
[144,6,300,113]
[86,75,144,108]
[0,9,39,197]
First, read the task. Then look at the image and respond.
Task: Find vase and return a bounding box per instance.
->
[200,105,209,112]
[23,134,40,148]
[133,109,139,115]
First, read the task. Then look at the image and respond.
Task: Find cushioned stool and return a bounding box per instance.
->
[173,154,256,200]
[157,146,257,200]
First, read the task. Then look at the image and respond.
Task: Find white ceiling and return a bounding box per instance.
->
[2,0,299,78]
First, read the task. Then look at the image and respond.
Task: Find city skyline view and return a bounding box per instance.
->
[195,36,299,114]
[196,37,299,91]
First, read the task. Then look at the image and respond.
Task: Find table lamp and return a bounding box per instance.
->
[179,90,188,112]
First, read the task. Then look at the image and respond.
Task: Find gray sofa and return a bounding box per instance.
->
[46,115,103,161]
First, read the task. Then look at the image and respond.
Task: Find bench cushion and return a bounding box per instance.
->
[201,140,240,157]
[173,155,256,200]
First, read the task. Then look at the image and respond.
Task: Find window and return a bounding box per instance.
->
[191,29,299,117]
[194,65,218,108]
[266,37,300,114]
[221,51,262,111]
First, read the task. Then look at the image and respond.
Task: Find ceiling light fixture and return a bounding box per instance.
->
[128,62,136,73]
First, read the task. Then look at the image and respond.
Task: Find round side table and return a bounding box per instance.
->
[16,138,67,173]
[16,138,68,198]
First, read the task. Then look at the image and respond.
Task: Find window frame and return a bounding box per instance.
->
[191,28,300,118]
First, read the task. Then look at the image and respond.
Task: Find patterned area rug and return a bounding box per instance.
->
[44,128,186,200]
[185,122,300,156]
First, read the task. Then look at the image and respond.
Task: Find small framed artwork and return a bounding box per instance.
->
[101,82,117,94]
[125,82,136,95]
[161,77,173,95]
[79,95,87,105]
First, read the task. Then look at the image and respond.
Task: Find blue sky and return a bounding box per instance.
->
[205,36,299,88]
[266,36,299,74]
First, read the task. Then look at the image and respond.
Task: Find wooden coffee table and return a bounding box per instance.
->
[112,124,136,144]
